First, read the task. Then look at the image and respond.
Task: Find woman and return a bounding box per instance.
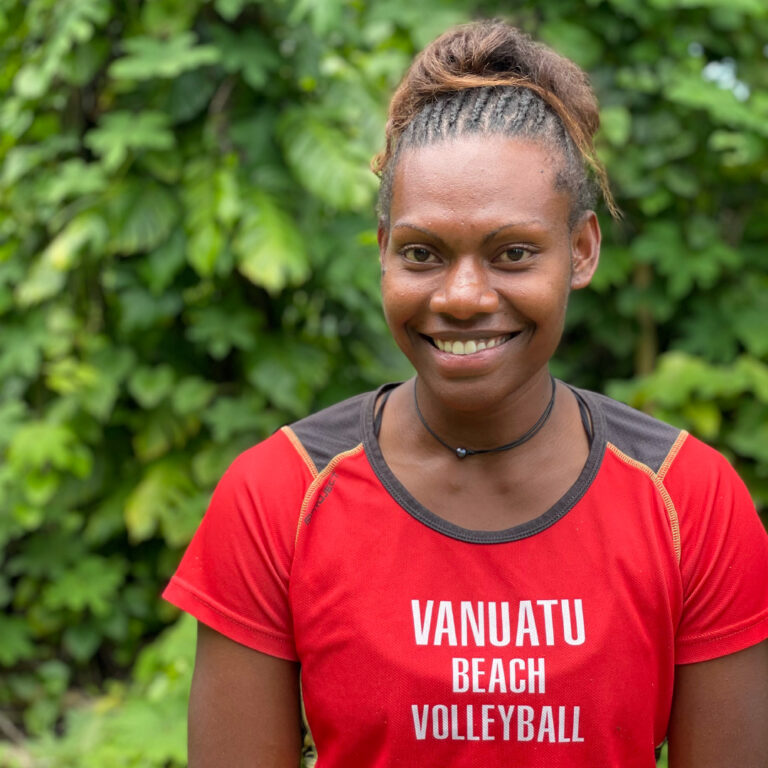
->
[163,20,768,767]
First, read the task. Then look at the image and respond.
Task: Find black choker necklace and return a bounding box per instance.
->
[413,376,557,459]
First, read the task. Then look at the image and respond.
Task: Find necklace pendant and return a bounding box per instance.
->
[456,447,468,459]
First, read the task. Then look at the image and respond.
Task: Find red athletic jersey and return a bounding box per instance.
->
[163,385,768,767]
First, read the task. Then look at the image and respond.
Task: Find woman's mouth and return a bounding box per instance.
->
[422,334,515,356]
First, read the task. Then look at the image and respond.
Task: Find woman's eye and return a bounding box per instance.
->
[402,247,436,264]
[497,247,531,263]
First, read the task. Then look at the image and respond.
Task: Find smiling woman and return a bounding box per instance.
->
[163,19,768,768]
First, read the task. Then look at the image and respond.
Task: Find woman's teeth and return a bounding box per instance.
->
[434,335,510,355]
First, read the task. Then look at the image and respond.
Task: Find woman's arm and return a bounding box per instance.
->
[188,622,302,768]
[668,640,768,767]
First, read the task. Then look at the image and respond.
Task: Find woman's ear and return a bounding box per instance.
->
[569,210,601,290]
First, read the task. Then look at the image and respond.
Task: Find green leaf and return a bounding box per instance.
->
[106,178,180,255]
[247,338,331,416]
[85,112,175,171]
[160,491,210,548]
[539,21,604,69]
[62,623,103,662]
[7,531,85,580]
[0,399,27,453]
[0,616,36,665]
[182,157,241,276]
[15,213,107,307]
[1,136,79,187]
[730,403,768,464]
[44,358,98,396]
[171,377,216,415]
[128,365,176,409]
[215,0,254,20]
[38,660,71,697]
[192,441,247,486]
[280,110,378,212]
[233,190,309,293]
[124,459,198,543]
[83,345,136,420]
[185,303,260,358]
[737,357,768,403]
[664,69,768,137]
[114,286,183,335]
[8,422,92,477]
[133,613,195,683]
[42,556,127,616]
[200,392,269,443]
[0,576,12,609]
[41,159,107,206]
[110,32,220,81]
[663,166,699,198]
[211,27,281,90]
[23,469,60,506]
[599,106,632,147]
[731,289,768,357]
[709,130,766,167]
[60,37,110,87]
[0,314,47,380]
[132,408,197,462]
[365,1,467,48]
[681,401,722,439]
[139,230,187,295]
[167,69,219,123]
[186,222,224,277]
[13,0,110,99]
[45,346,135,421]
[141,0,202,36]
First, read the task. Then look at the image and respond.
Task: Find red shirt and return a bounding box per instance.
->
[164,386,768,767]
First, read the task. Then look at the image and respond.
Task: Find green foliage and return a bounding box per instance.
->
[1,0,766,764]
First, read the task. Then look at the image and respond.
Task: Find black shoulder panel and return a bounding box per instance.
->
[289,391,369,472]
[580,389,682,474]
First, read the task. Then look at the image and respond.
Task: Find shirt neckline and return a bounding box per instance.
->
[361,382,607,544]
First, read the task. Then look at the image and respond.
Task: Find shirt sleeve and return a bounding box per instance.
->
[162,430,313,661]
[665,435,768,664]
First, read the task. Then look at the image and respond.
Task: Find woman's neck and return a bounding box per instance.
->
[410,369,556,455]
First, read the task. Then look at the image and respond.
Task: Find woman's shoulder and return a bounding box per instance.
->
[576,385,755,519]
[225,385,385,485]
[285,387,380,474]
[575,386,685,475]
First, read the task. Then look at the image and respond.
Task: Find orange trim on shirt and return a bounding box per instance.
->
[657,430,689,482]
[281,425,319,478]
[295,444,365,546]
[607,442,682,564]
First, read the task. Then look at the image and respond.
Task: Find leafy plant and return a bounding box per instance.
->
[1,0,766,764]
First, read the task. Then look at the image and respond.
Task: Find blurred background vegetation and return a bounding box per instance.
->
[0,0,766,765]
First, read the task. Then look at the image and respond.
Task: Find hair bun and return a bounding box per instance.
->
[373,19,618,220]
[429,22,599,134]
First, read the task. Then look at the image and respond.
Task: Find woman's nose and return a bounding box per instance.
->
[429,258,500,319]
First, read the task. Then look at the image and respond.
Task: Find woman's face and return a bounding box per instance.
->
[378,134,600,410]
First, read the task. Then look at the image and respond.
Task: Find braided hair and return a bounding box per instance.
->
[372,20,619,228]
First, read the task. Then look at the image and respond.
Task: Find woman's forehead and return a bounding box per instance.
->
[389,135,571,230]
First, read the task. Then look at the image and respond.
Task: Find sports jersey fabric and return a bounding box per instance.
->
[163,384,768,767]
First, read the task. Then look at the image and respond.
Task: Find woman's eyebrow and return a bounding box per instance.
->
[481,221,547,243]
[392,220,547,247]
[391,222,447,248]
